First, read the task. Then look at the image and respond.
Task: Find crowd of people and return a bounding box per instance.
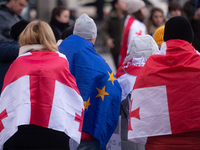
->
[1,0,200,150]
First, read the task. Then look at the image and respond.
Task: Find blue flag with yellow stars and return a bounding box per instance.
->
[59,35,122,148]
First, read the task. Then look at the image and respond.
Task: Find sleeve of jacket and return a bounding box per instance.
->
[100,17,111,45]
[0,41,19,62]
[0,15,13,44]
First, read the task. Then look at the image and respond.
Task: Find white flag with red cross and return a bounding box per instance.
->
[128,40,200,145]
[0,51,84,150]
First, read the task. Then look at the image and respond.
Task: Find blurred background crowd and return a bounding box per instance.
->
[0,0,199,73]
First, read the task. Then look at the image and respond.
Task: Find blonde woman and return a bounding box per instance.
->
[1,20,84,150]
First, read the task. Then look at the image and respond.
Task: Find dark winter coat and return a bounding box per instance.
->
[100,10,127,55]
[184,0,200,52]
[50,17,70,41]
[0,3,21,44]
[0,41,19,94]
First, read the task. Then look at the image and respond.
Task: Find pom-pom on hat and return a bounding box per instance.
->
[73,13,97,40]
[153,26,165,47]
[164,16,194,43]
[127,0,145,14]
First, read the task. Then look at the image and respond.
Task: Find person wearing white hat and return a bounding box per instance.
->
[116,35,159,150]
[118,0,147,68]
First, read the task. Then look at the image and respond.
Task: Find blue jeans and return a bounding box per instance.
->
[76,139,101,150]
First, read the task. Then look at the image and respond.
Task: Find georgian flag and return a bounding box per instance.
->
[0,51,84,150]
[116,58,143,101]
[128,40,200,145]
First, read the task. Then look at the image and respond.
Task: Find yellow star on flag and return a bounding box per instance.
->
[96,86,109,101]
[108,71,117,85]
[84,97,91,111]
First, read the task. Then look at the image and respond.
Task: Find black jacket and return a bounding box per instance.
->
[50,18,70,41]
[0,41,19,93]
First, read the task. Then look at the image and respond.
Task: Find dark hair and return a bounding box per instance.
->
[150,7,164,21]
[133,10,145,22]
[51,6,68,18]
[111,0,118,10]
[61,26,74,40]
[168,1,182,12]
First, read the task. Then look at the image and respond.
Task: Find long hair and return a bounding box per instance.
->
[19,20,58,52]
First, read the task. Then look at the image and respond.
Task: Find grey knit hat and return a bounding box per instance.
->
[73,13,97,40]
[127,0,145,14]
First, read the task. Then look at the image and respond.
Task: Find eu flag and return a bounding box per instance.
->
[59,35,122,148]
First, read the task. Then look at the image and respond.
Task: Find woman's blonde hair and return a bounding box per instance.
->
[19,20,58,52]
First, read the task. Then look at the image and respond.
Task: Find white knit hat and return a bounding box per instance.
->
[127,0,145,14]
[124,35,159,62]
[73,13,97,40]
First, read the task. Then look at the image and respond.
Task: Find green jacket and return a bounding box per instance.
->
[100,10,127,55]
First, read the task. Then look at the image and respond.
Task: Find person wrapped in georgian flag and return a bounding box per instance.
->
[128,16,200,150]
[116,35,159,150]
[0,20,84,150]
[118,0,146,68]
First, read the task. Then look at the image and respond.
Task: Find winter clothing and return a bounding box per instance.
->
[50,17,70,41]
[5,125,70,150]
[146,130,200,150]
[59,35,122,149]
[183,0,200,51]
[153,26,165,47]
[119,15,146,67]
[133,39,200,150]
[124,34,159,62]
[164,16,194,43]
[0,41,19,93]
[73,14,97,40]
[1,45,83,150]
[10,20,29,41]
[0,2,21,44]
[127,0,145,14]
[116,35,159,150]
[100,9,128,69]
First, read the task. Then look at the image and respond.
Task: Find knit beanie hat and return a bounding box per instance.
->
[127,0,145,14]
[124,35,159,62]
[10,20,29,41]
[73,13,97,39]
[153,26,165,47]
[164,16,194,43]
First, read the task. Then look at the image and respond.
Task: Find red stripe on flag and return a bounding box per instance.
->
[29,76,55,127]
[2,51,80,95]
[133,40,200,134]
[118,16,135,68]
[116,59,142,78]
[2,51,81,128]
[0,109,8,132]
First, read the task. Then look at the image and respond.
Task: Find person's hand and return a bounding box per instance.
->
[106,38,115,49]
[194,8,200,20]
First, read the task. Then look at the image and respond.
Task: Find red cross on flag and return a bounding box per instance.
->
[128,40,200,145]
[0,51,84,150]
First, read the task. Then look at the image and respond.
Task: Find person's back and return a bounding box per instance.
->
[116,35,159,150]
[0,20,84,150]
[128,16,200,150]
[118,0,146,68]
[0,0,28,44]
[59,14,122,150]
